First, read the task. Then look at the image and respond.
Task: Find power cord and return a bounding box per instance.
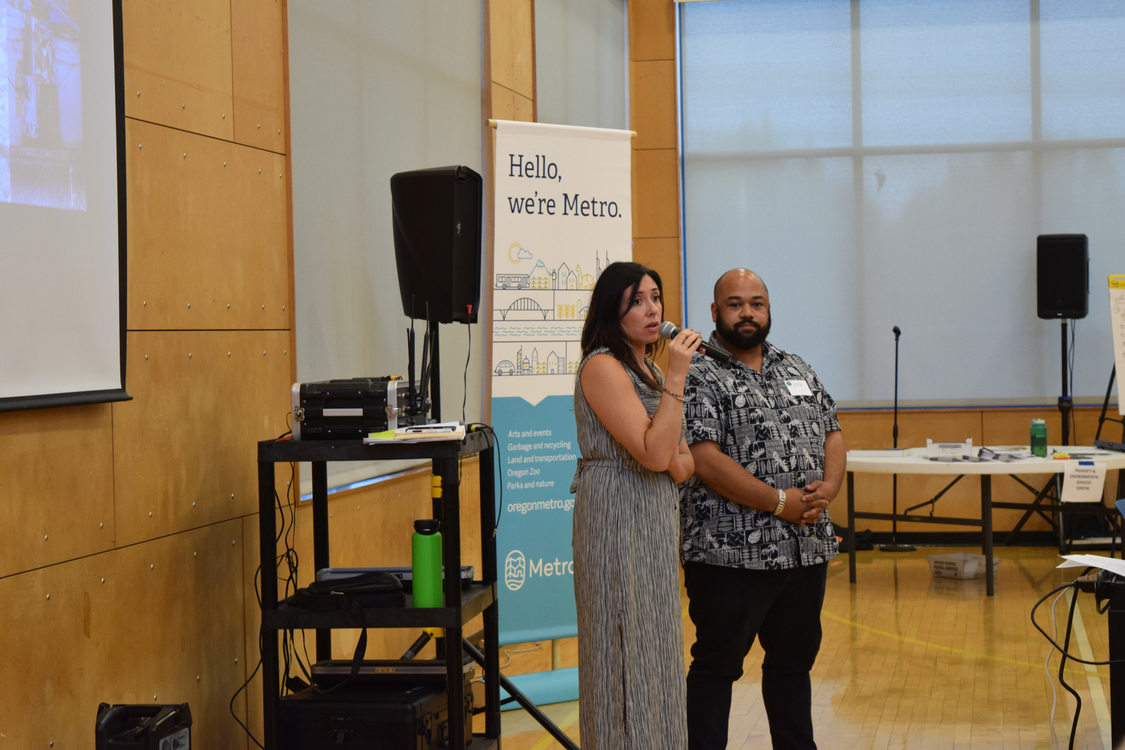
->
[229,445,298,748]
[1030,569,1125,749]
[467,422,503,533]
[462,323,472,423]
[1045,587,1068,746]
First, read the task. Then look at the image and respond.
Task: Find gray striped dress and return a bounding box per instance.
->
[570,349,688,749]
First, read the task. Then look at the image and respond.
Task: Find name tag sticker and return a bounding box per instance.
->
[785,379,812,396]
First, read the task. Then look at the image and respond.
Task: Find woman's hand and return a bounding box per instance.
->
[667,436,695,483]
[666,327,702,380]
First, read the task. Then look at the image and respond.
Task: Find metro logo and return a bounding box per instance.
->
[503,549,574,591]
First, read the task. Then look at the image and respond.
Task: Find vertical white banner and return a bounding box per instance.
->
[490,120,632,703]
[1110,275,1125,417]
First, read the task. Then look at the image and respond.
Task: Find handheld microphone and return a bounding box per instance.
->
[658,321,733,363]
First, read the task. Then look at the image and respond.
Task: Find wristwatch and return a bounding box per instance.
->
[773,487,786,516]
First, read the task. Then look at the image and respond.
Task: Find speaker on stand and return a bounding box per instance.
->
[1037,233,1089,551]
[1037,233,1089,446]
[390,165,483,421]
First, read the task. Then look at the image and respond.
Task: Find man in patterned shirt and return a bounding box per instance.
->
[680,268,845,750]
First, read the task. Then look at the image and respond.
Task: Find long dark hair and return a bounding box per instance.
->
[580,261,664,390]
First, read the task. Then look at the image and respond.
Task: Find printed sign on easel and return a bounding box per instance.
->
[1110,275,1125,417]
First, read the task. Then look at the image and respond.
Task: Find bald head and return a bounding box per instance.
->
[713,268,767,302]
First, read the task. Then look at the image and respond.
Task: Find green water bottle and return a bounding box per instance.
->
[1030,418,1047,458]
[411,519,443,607]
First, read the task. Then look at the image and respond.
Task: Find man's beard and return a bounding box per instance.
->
[717,313,771,351]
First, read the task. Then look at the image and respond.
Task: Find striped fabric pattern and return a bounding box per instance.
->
[570,349,688,749]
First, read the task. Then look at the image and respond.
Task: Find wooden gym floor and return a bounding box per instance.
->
[484,545,1121,749]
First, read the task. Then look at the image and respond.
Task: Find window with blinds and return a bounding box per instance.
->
[680,0,1125,404]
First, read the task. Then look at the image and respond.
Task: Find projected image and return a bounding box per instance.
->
[1,0,84,210]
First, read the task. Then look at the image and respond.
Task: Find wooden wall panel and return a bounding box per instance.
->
[0,405,116,577]
[632,148,680,239]
[630,0,681,381]
[490,83,535,123]
[488,0,535,100]
[629,0,675,61]
[111,330,292,545]
[981,405,1108,448]
[122,0,235,140]
[631,60,678,150]
[3,1,292,745]
[231,0,288,153]
[126,120,289,331]
[0,521,248,748]
[635,235,683,327]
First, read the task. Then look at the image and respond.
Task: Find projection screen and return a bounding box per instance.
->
[0,0,128,411]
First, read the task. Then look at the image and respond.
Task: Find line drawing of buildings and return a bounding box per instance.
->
[494,248,608,321]
[493,344,573,377]
[492,248,614,378]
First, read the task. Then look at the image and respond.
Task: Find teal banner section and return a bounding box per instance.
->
[501,668,581,712]
[493,394,579,645]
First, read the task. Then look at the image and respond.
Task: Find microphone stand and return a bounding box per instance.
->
[881,325,915,552]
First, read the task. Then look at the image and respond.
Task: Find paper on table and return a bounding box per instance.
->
[363,421,466,443]
[1058,554,1125,578]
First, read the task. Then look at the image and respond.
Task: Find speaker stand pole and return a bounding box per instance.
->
[1054,318,1075,554]
[429,323,442,421]
[1059,318,1072,447]
[881,326,914,552]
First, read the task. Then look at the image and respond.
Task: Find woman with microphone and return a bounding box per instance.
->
[570,261,701,749]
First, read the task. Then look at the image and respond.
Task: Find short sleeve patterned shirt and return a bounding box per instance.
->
[680,337,841,570]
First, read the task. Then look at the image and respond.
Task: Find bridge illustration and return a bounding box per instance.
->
[497,296,550,321]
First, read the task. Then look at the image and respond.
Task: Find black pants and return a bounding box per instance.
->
[683,561,828,750]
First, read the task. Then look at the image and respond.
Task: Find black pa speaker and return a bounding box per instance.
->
[390,165,483,324]
[1036,234,1088,319]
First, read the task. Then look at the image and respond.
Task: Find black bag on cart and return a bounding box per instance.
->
[95,703,191,749]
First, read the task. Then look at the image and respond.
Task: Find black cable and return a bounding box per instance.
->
[1031,580,1085,749]
[231,436,296,747]
[228,634,266,748]
[276,463,303,699]
[280,463,299,592]
[1030,572,1125,749]
[228,554,267,747]
[1057,581,1082,749]
[1031,575,1125,665]
[467,422,503,532]
[462,322,472,423]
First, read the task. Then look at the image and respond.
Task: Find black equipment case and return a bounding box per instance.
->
[291,377,420,440]
[95,702,191,749]
[277,677,472,749]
